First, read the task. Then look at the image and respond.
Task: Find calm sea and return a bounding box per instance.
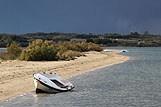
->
[0,47,161,107]
[0,48,6,53]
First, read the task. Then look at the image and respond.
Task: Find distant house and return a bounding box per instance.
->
[70,38,86,42]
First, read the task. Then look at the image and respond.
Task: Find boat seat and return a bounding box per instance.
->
[51,79,68,88]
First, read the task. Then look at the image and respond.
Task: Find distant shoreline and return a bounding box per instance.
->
[0,51,129,101]
[1,32,161,47]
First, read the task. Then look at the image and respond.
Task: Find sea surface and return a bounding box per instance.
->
[0,48,6,53]
[1,47,161,107]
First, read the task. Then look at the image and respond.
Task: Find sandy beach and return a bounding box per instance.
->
[0,51,129,101]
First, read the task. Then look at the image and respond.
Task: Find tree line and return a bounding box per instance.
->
[0,32,161,47]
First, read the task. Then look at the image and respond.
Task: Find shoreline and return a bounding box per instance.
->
[0,51,129,101]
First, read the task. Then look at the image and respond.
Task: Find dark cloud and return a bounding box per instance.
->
[0,0,161,34]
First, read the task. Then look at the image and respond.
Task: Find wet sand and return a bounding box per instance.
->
[0,51,129,101]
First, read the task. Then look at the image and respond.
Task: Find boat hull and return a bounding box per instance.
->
[34,79,67,93]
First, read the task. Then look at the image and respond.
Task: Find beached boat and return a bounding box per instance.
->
[33,73,74,93]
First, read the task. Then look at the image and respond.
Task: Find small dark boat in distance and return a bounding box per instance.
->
[33,73,74,93]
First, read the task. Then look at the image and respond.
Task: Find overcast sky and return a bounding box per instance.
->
[0,0,161,34]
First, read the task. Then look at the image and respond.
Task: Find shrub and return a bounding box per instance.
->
[87,42,103,52]
[6,42,22,60]
[7,42,22,54]
[0,52,10,60]
[57,50,83,61]
[57,42,103,52]
[58,42,80,51]
[0,42,22,60]
[20,39,58,61]
[19,40,102,61]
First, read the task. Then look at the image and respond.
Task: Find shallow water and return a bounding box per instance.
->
[0,48,6,53]
[1,47,161,107]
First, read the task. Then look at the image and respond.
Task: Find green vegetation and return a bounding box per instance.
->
[0,31,161,60]
[57,50,83,61]
[0,32,161,47]
[0,39,103,61]
[0,42,22,60]
[0,32,161,61]
[57,42,102,52]
[56,42,102,61]
[20,39,58,61]
[7,42,22,59]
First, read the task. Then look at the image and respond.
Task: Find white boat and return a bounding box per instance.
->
[33,73,74,93]
[103,49,112,52]
[120,50,128,53]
